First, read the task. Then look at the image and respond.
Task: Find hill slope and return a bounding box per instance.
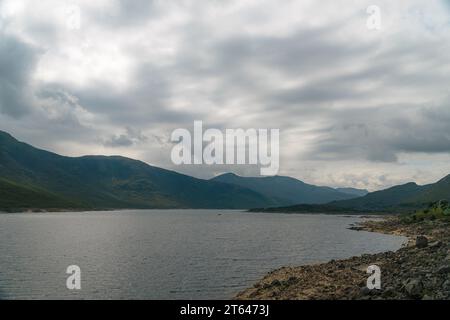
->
[0,178,84,211]
[0,131,275,210]
[330,182,429,212]
[253,176,450,214]
[412,175,450,204]
[335,187,369,197]
[211,173,360,206]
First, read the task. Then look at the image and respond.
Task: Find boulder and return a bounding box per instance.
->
[436,264,450,274]
[360,286,371,296]
[403,279,423,298]
[442,280,450,291]
[415,236,428,248]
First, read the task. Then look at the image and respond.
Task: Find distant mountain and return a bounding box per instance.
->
[335,187,369,197]
[412,175,450,204]
[252,175,450,214]
[330,182,427,212]
[0,131,276,211]
[5,129,442,214]
[210,173,360,206]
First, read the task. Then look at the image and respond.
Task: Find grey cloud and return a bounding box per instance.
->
[0,33,39,118]
[148,23,375,132]
[172,23,377,93]
[62,62,202,127]
[37,88,79,109]
[306,101,450,163]
[73,84,201,127]
[104,127,148,147]
[105,134,133,147]
[205,21,372,74]
[88,0,160,28]
[272,83,368,106]
[155,10,450,175]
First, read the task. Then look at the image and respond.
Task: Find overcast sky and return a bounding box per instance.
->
[1,0,450,191]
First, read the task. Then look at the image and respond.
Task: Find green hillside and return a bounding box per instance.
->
[330,182,429,212]
[0,130,274,211]
[412,175,450,204]
[211,173,360,206]
[251,176,450,214]
[0,178,84,211]
[3,129,448,214]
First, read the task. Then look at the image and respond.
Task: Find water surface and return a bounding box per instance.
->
[0,210,406,299]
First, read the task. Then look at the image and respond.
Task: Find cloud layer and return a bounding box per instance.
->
[1,0,450,190]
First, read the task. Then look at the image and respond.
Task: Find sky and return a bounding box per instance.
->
[1,0,450,191]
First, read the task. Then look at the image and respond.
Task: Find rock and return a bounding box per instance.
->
[428,241,442,248]
[262,283,271,290]
[436,264,450,274]
[382,287,395,298]
[428,277,444,288]
[415,236,428,248]
[270,280,282,287]
[403,279,423,298]
[442,280,450,291]
[286,277,299,285]
[360,287,371,296]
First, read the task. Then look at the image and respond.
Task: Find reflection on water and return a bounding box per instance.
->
[0,210,407,299]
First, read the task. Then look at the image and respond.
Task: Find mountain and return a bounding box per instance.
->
[210,173,360,206]
[252,175,450,214]
[5,129,444,214]
[0,130,276,211]
[335,187,369,197]
[412,175,450,204]
[0,177,83,210]
[330,182,428,212]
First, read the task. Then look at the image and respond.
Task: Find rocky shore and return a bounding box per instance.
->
[236,217,450,300]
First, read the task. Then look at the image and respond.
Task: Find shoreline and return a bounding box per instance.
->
[235,216,450,300]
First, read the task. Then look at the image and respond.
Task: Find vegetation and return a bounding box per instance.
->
[252,177,450,215]
[0,130,273,211]
[401,200,450,223]
[0,178,85,212]
[2,129,450,214]
[212,173,366,207]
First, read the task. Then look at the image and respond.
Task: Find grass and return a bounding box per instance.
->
[0,178,86,212]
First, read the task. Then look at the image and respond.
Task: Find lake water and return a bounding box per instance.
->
[0,210,407,300]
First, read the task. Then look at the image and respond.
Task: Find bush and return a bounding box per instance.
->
[402,200,450,222]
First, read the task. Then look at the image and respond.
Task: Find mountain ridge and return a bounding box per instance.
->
[3,129,445,214]
[0,130,276,211]
[210,173,363,206]
[252,177,450,214]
